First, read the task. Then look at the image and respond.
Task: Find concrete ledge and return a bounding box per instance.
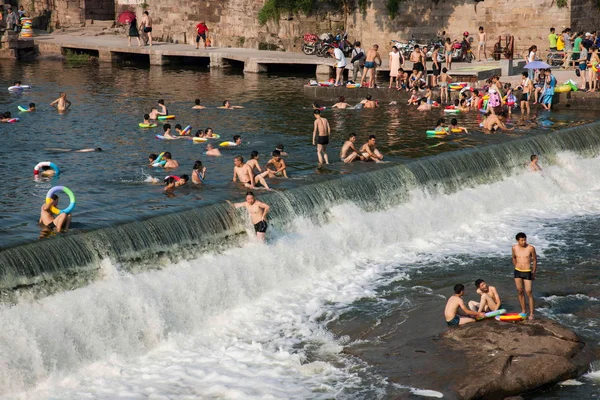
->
[243,61,267,73]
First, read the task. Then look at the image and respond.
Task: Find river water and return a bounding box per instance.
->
[0,59,599,399]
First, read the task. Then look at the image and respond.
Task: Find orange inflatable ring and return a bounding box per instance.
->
[495,313,527,322]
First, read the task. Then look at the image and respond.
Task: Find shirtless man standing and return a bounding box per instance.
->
[340,133,363,163]
[140,11,153,46]
[445,284,485,326]
[312,109,331,165]
[360,135,384,162]
[512,232,537,320]
[529,154,542,172]
[39,194,72,233]
[360,45,382,88]
[468,279,502,312]
[232,155,270,189]
[50,93,72,113]
[228,192,270,241]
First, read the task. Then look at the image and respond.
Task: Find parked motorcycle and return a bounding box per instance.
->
[546,50,565,67]
[302,33,320,56]
[451,41,474,62]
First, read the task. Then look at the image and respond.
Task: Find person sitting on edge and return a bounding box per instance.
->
[340,133,364,163]
[163,152,180,169]
[265,150,288,178]
[227,191,270,241]
[50,92,72,112]
[148,107,159,120]
[529,154,542,172]
[39,194,72,233]
[407,88,419,105]
[192,160,206,184]
[275,144,288,156]
[219,100,244,109]
[164,174,189,191]
[157,99,168,115]
[483,111,513,132]
[232,155,270,189]
[332,96,351,109]
[444,284,485,326]
[192,98,206,109]
[205,143,221,156]
[449,118,468,133]
[362,94,378,108]
[468,279,502,313]
[360,135,384,162]
[247,151,263,174]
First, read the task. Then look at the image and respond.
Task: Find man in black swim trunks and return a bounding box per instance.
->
[312,109,331,165]
[410,45,425,74]
[39,194,72,234]
[140,11,153,46]
[228,192,271,241]
[512,232,537,320]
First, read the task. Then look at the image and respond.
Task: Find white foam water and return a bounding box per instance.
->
[4,152,600,399]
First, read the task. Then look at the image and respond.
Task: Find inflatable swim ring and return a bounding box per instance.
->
[592,63,599,73]
[139,123,158,128]
[45,186,76,215]
[152,152,166,167]
[477,308,507,320]
[193,137,208,143]
[450,128,464,133]
[18,105,30,112]
[207,134,221,139]
[554,84,571,93]
[444,109,460,114]
[181,125,192,135]
[219,141,238,147]
[157,115,176,120]
[426,130,448,136]
[495,313,527,322]
[34,161,60,177]
[346,84,361,88]
[8,85,31,91]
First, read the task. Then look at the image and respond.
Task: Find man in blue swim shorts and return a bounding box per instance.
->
[360,44,382,88]
[444,284,484,326]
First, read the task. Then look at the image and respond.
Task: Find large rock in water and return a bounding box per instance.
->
[345,318,595,399]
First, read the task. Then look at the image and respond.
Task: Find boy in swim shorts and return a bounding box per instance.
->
[227,192,271,241]
[444,284,484,326]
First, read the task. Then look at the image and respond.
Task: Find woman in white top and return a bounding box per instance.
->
[389,46,402,88]
[527,45,537,80]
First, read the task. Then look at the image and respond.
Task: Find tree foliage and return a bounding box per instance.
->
[258,0,372,25]
[385,0,404,20]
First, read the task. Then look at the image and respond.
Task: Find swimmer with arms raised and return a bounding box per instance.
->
[468,279,502,312]
[512,232,537,320]
[445,284,485,326]
[228,192,270,241]
[39,194,72,233]
[50,92,72,112]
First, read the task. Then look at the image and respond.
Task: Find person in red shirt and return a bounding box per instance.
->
[196,20,209,49]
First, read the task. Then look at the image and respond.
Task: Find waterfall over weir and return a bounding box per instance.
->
[2,122,600,292]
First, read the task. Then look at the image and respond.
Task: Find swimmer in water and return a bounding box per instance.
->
[232,155,270,189]
[157,99,168,115]
[434,118,448,134]
[205,143,221,156]
[528,154,542,172]
[362,94,378,108]
[174,124,189,136]
[148,107,159,120]
[227,191,270,241]
[444,284,485,326]
[164,174,189,191]
[246,151,263,174]
[416,98,432,111]
[233,135,242,146]
[332,96,351,109]
[192,160,206,184]
[142,114,152,125]
[50,92,71,112]
[205,127,217,138]
[0,112,12,122]
[39,165,56,178]
[275,144,288,156]
[483,111,513,133]
[163,152,179,169]
[192,98,206,109]
[161,124,186,140]
[219,100,244,109]
[148,153,160,166]
[25,102,35,112]
[45,147,103,153]
[39,194,72,233]
[449,118,468,133]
